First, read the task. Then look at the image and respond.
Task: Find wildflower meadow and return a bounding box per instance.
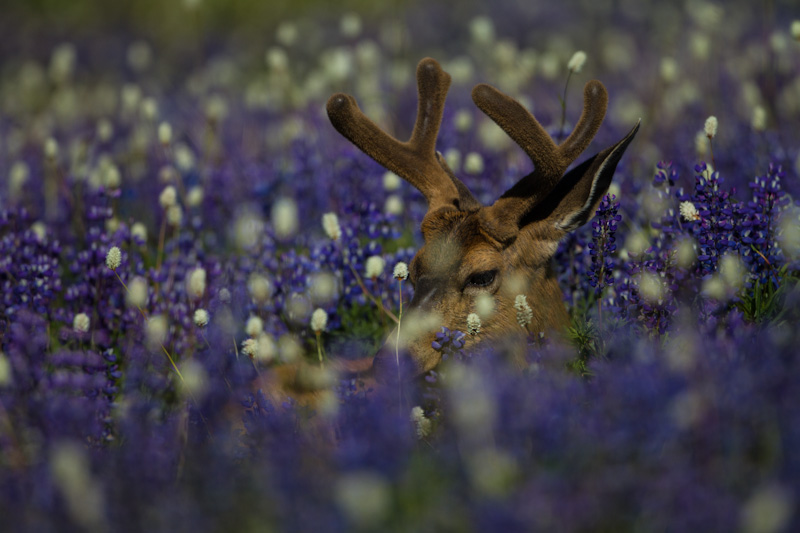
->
[2,0,800,531]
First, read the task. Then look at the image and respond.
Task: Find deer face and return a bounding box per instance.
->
[327,58,639,378]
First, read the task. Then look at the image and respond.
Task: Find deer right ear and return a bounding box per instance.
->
[551,120,640,233]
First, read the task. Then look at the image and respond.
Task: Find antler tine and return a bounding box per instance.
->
[473,80,610,243]
[326,58,460,213]
[558,80,608,164]
[471,83,561,179]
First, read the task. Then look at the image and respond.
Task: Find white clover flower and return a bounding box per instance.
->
[467,313,481,336]
[340,12,362,38]
[679,201,701,221]
[73,313,90,333]
[140,97,158,120]
[44,137,59,160]
[186,186,204,208]
[187,267,206,299]
[0,352,11,386]
[126,276,148,308]
[255,333,277,362]
[704,115,718,138]
[638,272,664,304]
[751,106,767,132]
[248,274,272,304]
[131,222,147,243]
[193,309,209,327]
[179,359,208,398]
[105,246,122,270]
[514,294,533,328]
[382,171,401,191]
[393,261,408,280]
[792,20,800,41]
[659,57,678,83]
[453,109,473,132]
[311,308,328,333]
[157,122,172,145]
[410,406,432,439]
[271,197,299,239]
[31,222,46,242]
[322,212,342,241]
[241,338,258,358]
[464,152,485,175]
[567,50,587,73]
[96,119,114,142]
[245,315,264,338]
[146,315,168,350]
[384,195,404,215]
[166,205,183,226]
[365,255,385,279]
[475,293,495,319]
[159,185,177,209]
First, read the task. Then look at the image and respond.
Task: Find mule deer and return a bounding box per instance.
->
[326,57,639,379]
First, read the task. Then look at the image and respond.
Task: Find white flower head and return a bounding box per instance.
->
[680,201,701,221]
[271,197,299,239]
[393,261,409,280]
[193,309,209,327]
[382,171,401,191]
[255,333,277,362]
[241,338,258,358]
[514,294,533,328]
[0,352,11,386]
[146,315,168,350]
[792,20,800,41]
[384,195,404,215]
[186,186,204,207]
[475,293,495,319]
[187,267,207,299]
[567,50,587,73]
[704,115,718,138]
[126,276,148,308]
[166,205,183,227]
[73,313,90,333]
[464,152,485,175]
[105,246,122,270]
[157,122,172,145]
[467,313,481,336]
[159,185,177,209]
[410,406,432,439]
[248,274,272,304]
[245,315,264,338]
[365,255,385,279]
[322,212,342,241]
[311,308,328,333]
[131,222,147,243]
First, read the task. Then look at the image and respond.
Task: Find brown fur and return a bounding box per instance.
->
[322,57,639,383]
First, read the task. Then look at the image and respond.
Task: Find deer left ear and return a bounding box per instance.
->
[551,120,640,233]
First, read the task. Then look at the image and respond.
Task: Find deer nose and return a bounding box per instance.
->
[409,275,439,312]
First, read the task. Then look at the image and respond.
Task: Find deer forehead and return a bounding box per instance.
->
[415,211,503,274]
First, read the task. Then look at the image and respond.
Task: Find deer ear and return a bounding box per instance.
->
[550,120,640,233]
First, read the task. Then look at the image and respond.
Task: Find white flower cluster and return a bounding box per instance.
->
[514,294,533,328]
[679,201,701,221]
[73,313,90,333]
[322,212,342,241]
[193,309,209,327]
[704,115,718,138]
[410,406,432,439]
[567,50,587,73]
[466,313,481,336]
[393,261,409,281]
[365,256,385,278]
[311,308,328,333]
[105,246,122,270]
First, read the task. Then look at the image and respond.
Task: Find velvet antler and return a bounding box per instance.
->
[326,58,470,215]
[473,80,621,242]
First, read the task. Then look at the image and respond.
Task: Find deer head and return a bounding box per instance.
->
[327,58,639,378]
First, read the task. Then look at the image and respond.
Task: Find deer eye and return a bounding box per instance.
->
[466,270,497,288]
